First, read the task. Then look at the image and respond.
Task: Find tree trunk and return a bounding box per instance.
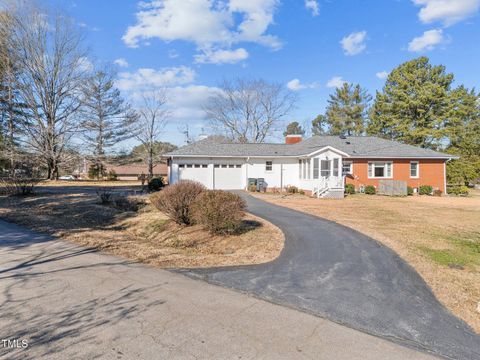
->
[148,146,154,180]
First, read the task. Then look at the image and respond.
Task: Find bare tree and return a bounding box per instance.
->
[135,90,170,179]
[80,68,138,173]
[204,78,298,143]
[7,7,88,179]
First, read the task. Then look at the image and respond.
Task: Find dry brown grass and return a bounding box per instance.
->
[39,180,142,187]
[0,193,283,268]
[252,190,480,333]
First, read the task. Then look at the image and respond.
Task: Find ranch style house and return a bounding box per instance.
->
[165,135,457,198]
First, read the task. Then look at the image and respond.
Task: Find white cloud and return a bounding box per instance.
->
[168,49,179,58]
[376,71,389,79]
[305,0,319,16]
[287,78,319,91]
[194,48,249,64]
[412,0,480,26]
[123,0,281,63]
[114,58,129,68]
[408,29,445,52]
[326,76,347,88]
[340,31,367,56]
[116,66,196,92]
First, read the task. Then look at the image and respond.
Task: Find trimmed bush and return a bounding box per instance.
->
[419,185,433,195]
[345,184,355,195]
[407,186,414,196]
[148,177,165,192]
[150,180,205,225]
[191,190,246,235]
[286,185,298,194]
[364,185,376,195]
[433,189,442,197]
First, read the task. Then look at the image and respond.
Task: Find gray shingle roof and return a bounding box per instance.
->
[166,136,456,159]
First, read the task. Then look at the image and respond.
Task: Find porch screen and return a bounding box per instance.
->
[320,160,331,178]
[333,159,339,177]
[313,158,319,179]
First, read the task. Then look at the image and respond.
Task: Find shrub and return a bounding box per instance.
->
[345,184,355,195]
[364,185,376,195]
[113,195,147,212]
[407,186,414,196]
[0,177,41,196]
[148,177,165,192]
[107,170,118,181]
[96,187,113,204]
[150,180,205,225]
[433,189,442,197]
[286,185,298,194]
[298,189,305,195]
[448,185,469,196]
[191,190,246,235]
[419,185,433,195]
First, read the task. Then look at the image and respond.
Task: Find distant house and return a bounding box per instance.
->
[104,164,168,181]
[165,135,458,198]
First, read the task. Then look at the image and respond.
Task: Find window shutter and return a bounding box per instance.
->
[386,163,392,177]
[368,163,373,177]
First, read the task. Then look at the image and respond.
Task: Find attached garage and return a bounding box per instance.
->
[176,162,244,190]
[178,164,210,188]
[213,164,243,189]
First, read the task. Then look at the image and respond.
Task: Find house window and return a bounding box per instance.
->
[320,160,331,178]
[410,161,419,178]
[266,161,273,172]
[228,164,235,168]
[201,164,208,168]
[302,159,307,179]
[313,158,319,179]
[298,160,302,179]
[342,161,352,175]
[307,159,311,179]
[186,164,193,168]
[333,158,339,177]
[221,164,227,168]
[194,164,201,168]
[235,165,241,168]
[214,164,219,168]
[179,164,185,168]
[368,162,393,178]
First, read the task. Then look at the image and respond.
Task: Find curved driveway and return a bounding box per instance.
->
[177,193,480,360]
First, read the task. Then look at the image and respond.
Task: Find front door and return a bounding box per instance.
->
[320,159,331,178]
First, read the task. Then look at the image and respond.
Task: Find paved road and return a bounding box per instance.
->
[177,193,480,360]
[0,220,436,359]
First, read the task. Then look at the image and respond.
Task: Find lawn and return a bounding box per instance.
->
[39,180,142,187]
[252,190,480,333]
[0,192,283,268]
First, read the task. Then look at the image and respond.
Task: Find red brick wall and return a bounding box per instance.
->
[345,159,446,192]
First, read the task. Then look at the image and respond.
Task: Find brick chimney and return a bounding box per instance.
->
[285,134,303,144]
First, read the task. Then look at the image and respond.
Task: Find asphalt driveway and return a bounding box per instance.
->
[177,192,480,360]
[0,219,435,360]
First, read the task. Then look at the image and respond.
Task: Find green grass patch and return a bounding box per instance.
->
[418,231,480,269]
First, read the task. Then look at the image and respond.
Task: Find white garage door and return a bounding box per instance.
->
[178,164,210,188]
[214,164,243,190]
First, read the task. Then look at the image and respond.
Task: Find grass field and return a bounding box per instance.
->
[252,190,480,333]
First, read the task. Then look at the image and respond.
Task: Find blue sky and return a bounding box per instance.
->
[45,0,480,147]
